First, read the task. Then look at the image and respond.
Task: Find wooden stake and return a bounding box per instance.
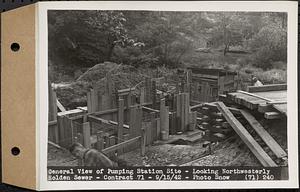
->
[117,98,124,154]
[96,131,104,151]
[150,112,157,141]
[82,122,91,148]
[141,128,146,156]
[152,80,157,109]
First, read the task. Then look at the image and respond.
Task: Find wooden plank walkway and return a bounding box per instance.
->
[215,102,278,167]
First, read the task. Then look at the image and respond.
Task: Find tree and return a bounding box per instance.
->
[250,13,287,69]
[208,12,250,55]
[48,10,136,70]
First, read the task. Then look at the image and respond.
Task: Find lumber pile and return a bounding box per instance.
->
[226,85,287,119]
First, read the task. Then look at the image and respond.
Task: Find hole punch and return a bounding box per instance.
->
[11,147,20,156]
[10,43,20,52]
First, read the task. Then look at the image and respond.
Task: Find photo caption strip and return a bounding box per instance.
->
[48,167,286,181]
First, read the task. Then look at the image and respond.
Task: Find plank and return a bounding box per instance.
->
[267,101,287,105]
[102,136,141,154]
[247,84,287,93]
[272,104,287,115]
[57,116,65,147]
[204,102,241,115]
[237,90,271,102]
[240,109,287,159]
[88,115,129,129]
[77,106,88,111]
[56,99,66,112]
[58,108,84,117]
[254,91,286,101]
[257,104,275,113]
[118,87,136,95]
[264,112,283,119]
[215,102,277,167]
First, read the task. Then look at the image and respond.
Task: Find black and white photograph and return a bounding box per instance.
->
[44,1,296,186]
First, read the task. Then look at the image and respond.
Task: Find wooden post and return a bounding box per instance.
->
[145,77,152,103]
[135,105,143,148]
[49,83,59,143]
[160,98,166,137]
[82,122,91,148]
[141,128,146,156]
[189,111,197,131]
[87,91,92,113]
[106,72,113,96]
[175,93,190,133]
[77,133,83,145]
[108,136,116,157]
[150,112,158,142]
[151,80,157,109]
[169,112,177,135]
[129,105,138,150]
[117,98,124,154]
[140,87,145,104]
[184,93,190,132]
[186,70,192,95]
[123,134,130,153]
[48,82,57,121]
[156,118,161,139]
[90,89,98,112]
[96,131,104,151]
[103,133,110,148]
[57,116,65,147]
[162,106,169,140]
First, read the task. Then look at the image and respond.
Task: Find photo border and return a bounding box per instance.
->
[37,1,298,190]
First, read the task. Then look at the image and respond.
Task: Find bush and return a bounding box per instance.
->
[113,46,159,68]
[250,24,287,70]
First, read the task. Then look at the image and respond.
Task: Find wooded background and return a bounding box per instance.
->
[48,11,287,80]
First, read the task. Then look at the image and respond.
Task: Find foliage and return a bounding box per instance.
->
[48,10,138,71]
[250,23,287,69]
[49,10,287,74]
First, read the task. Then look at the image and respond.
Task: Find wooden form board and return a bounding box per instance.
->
[215,102,277,167]
[247,84,287,93]
[240,110,287,159]
[1,4,37,189]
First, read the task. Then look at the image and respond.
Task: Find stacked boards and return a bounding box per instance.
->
[227,84,287,119]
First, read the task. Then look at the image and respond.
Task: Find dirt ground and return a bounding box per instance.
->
[48,133,262,167]
[48,144,78,166]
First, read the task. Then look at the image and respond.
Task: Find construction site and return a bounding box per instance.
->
[47,63,288,171]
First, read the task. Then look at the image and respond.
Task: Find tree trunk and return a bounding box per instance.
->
[106,43,115,61]
[223,44,229,56]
